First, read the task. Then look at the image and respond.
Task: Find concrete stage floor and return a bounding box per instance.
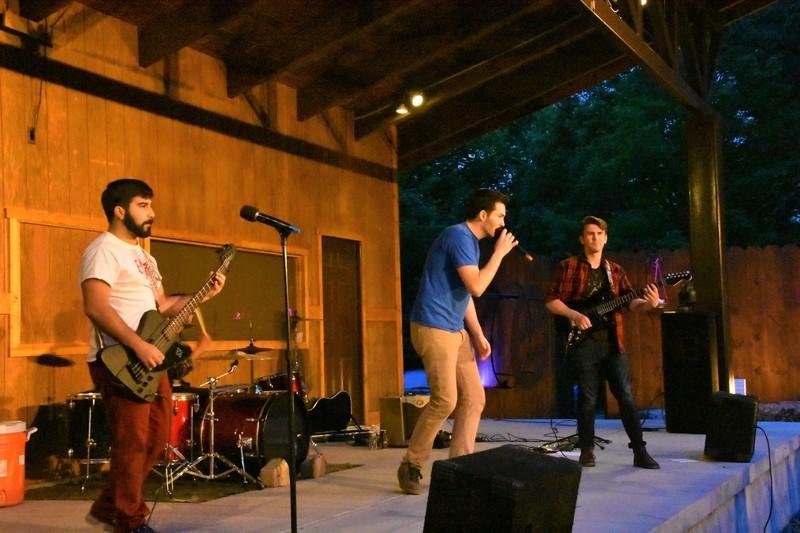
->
[2,417,799,532]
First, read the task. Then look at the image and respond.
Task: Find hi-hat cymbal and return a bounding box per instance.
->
[200,349,275,361]
[232,343,274,355]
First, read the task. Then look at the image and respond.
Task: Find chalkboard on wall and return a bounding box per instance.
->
[150,240,297,341]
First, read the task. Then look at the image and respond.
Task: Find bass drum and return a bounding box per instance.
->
[199,392,309,474]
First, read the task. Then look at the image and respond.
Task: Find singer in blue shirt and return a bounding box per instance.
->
[397,189,518,495]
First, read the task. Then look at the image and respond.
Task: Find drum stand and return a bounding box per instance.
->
[167,365,263,489]
[67,394,108,494]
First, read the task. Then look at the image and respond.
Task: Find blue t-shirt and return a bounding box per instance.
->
[410,223,480,332]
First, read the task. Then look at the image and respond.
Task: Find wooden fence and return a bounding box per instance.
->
[477,245,800,418]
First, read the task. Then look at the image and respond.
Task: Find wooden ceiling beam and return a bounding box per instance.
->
[346,1,568,117]
[354,14,597,140]
[296,0,559,121]
[717,0,778,24]
[575,0,710,113]
[138,0,258,68]
[225,0,427,98]
[397,36,630,168]
[18,0,71,22]
[399,53,634,170]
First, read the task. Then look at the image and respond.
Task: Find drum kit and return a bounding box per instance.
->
[65,342,310,494]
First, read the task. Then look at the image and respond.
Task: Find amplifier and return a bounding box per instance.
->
[380,395,430,447]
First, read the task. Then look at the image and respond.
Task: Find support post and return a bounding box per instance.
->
[685,111,731,392]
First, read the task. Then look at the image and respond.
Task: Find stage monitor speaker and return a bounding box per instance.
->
[379,395,429,447]
[423,445,581,533]
[662,311,719,433]
[704,391,758,462]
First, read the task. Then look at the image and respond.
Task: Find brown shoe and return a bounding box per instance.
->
[632,446,660,469]
[397,461,423,495]
[579,448,595,467]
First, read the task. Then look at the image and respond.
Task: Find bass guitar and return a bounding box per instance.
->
[562,270,692,351]
[98,244,237,402]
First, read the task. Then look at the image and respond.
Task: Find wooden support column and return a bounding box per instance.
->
[685,111,731,392]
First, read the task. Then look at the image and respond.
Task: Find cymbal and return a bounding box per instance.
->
[232,343,274,355]
[200,349,275,361]
[35,354,75,367]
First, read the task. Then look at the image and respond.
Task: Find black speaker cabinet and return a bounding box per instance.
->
[379,395,429,447]
[662,312,719,433]
[704,391,758,462]
[423,445,582,533]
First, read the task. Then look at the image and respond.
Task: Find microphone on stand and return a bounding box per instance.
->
[495,227,534,262]
[240,205,300,234]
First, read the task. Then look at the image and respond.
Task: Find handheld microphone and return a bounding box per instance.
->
[240,205,300,234]
[495,227,533,262]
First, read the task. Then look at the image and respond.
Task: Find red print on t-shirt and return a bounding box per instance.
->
[135,253,162,290]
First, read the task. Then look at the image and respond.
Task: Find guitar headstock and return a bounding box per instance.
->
[663,271,692,287]
[217,244,237,273]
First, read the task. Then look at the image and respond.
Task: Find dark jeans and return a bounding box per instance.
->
[567,336,644,450]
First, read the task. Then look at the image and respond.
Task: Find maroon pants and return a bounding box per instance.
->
[89,361,171,532]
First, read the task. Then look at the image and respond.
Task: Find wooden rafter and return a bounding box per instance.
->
[646,0,679,67]
[678,3,723,101]
[576,0,710,113]
[356,13,598,140]
[138,0,258,67]
[399,53,634,169]
[397,34,627,166]
[18,0,71,22]
[717,0,778,24]
[296,0,558,122]
[225,0,428,98]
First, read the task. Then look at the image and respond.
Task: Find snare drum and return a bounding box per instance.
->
[216,384,251,395]
[66,391,111,463]
[255,371,306,397]
[166,391,198,462]
[199,392,309,474]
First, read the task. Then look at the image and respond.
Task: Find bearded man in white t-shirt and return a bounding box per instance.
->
[80,179,225,533]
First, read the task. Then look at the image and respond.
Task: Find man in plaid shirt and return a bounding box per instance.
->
[545,216,660,469]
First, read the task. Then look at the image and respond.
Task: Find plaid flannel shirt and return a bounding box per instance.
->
[545,254,634,353]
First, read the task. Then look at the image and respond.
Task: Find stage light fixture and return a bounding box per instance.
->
[410,92,424,107]
[395,103,409,115]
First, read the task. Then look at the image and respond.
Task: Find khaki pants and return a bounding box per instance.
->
[403,322,486,467]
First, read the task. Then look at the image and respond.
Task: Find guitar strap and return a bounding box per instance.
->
[94,328,105,350]
[603,258,614,295]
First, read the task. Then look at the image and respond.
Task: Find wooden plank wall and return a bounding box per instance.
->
[0,6,402,426]
[482,245,800,418]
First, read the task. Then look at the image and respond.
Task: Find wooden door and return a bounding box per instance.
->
[322,237,364,422]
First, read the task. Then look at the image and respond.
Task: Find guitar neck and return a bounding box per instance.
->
[161,269,221,341]
[593,287,646,317]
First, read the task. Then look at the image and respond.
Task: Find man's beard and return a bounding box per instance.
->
[123,211,153,238]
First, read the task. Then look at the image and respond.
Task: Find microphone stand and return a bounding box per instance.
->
[241,207,300,532]
[278,227,299,533]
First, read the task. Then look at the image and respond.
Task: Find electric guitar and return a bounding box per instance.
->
[562,271,692,351]
[307,390,353,435]
[98,244,237,402]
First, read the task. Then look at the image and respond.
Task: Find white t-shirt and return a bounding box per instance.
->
[80,232,163,362]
